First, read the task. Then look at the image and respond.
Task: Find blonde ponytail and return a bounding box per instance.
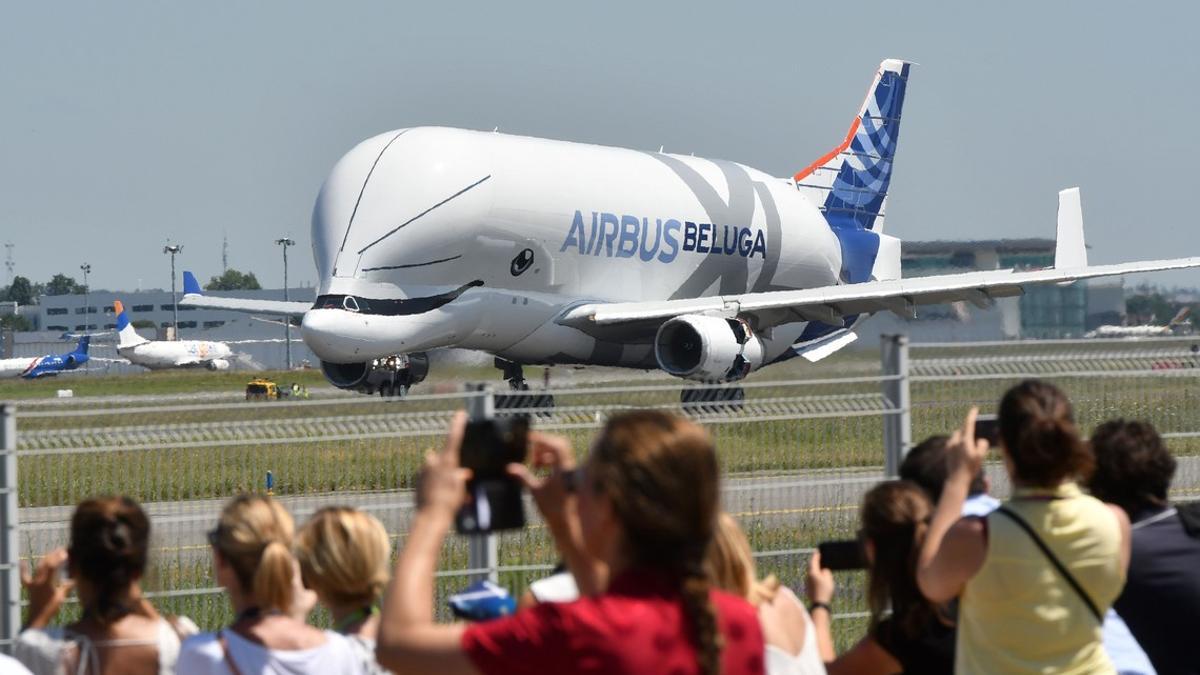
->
[253,540,296,612]
[212,494,297,613]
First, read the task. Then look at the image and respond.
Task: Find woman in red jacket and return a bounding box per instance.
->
[377,409,765,675]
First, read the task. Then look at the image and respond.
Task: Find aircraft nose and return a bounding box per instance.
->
[301,309,361,362]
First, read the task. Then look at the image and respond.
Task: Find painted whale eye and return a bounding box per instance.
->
[510,248,534,276]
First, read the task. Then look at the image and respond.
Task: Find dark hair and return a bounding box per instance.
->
[998,379,1092,487]
[68,496,151,624]
[860,481,936,638]
[1087,419,1176,514]
[589,410,722,675]
[900,435,987,501]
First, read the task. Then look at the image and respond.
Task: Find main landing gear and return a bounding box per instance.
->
[493,358,555,413]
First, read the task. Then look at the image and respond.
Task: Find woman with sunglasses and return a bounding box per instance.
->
[805,481,954,675]
[375,409,766,675]
[176,494,367,675]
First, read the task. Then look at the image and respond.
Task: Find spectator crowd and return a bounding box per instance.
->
[3,378,1197,674]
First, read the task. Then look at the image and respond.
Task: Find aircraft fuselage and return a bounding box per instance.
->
[302,126,848,369]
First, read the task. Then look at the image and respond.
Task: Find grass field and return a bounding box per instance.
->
[8,338,1200,648]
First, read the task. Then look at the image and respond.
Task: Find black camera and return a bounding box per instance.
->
[817,539,867,570]
[974,413,1000,446]
[455,416,529,534]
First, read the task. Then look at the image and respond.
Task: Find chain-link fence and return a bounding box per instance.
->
[2,334,1200,650]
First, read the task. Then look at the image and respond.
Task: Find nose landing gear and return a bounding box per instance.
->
[493,358,555,413]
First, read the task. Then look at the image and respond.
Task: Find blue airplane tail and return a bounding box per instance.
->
[183,271,203,295]
[74,335,90,356]
[793,59,911,285]
[794,59,912,234]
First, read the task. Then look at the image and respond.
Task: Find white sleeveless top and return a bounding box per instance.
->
[14,616,197,675]
[764,598,826,675]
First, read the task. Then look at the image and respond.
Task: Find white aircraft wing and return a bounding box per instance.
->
[557,257,1200,331]
[179,295,311,315]
[178,271,311,315]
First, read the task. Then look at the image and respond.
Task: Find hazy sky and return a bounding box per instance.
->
[3,1,1198,291]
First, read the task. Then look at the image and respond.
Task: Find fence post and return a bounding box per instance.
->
[0,404,18,652]
[881,335,911,477]
[464,385,499,584]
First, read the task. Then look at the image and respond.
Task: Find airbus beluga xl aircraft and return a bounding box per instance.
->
[182,59,1200,397]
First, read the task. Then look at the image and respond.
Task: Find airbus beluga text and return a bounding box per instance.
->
[0,337,90,379]
[182,59,1200,398]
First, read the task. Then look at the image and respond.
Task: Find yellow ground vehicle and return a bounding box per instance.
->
[245,378,279,401]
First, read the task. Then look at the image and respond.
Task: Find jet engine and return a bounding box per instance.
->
[654,315,764,382]
[206,359,231,371]
[321,352,430,397]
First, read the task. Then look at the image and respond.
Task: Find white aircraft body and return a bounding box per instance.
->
[113,301,234,370]
[181,59,1200,397]
[1085,308,1190,339]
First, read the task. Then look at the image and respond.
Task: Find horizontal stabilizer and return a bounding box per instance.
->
[795,330,858,363]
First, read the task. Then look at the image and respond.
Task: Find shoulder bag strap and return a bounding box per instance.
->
[994,505,1103,623]
[218,630,246,675]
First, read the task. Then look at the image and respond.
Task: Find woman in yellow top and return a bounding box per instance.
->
[916,380,1131,674]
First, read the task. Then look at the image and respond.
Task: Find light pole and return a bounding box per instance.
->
[163,244,182,340]
[275,237,295,370]
[79,263,91,331]
[79,263,91,372]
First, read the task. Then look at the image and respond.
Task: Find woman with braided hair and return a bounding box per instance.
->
[377,409,765,675]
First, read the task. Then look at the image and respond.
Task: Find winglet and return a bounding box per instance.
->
[1055,187,1087,269]
[183,271,203,295]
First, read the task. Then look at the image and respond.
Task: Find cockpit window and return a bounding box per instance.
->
[343,296,360,312]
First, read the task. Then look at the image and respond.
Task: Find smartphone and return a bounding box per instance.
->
[455,417,529,534]
[974,413,1000,446]
[818,540,867,571]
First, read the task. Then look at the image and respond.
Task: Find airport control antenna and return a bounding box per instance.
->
[276,237,296,370]
[3,242,12,285]
[163,244,183,340]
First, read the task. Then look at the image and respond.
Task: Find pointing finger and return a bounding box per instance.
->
[442,411,467,467]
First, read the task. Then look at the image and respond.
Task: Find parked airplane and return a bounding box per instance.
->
[1086,307,1191,339]
[182,59,1200,398]
[0,336,90,379]
[112,300,235,370]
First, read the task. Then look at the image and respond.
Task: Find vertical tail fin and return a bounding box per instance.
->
[74,335,90,356]
[114,300,149,348]
[794,59,913,234]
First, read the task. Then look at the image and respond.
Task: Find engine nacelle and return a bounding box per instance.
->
[654,315,764,382]
[321,352,430,396]
[206,359,231,371]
